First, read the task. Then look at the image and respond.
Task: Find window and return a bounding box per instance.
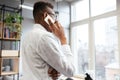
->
[71,24,89,74]
[71,0,119,80]
[91,0,116,16]
[71,0,89,22]
[94,16,119,80]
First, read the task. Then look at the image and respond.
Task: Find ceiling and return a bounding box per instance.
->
[0,0,82,9]
[0,0,82,19]
[23,0,55,8]
[0,0,21,8]
[53,0,81,2]
[23,0,82,5]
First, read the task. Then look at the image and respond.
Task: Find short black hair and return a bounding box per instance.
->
[33,1,53,19]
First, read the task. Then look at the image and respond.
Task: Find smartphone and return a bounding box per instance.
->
[44,14,55,25]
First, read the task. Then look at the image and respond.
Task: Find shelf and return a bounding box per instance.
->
[0,1,22,78]
[0,38,20,41]
[0,0,23,77]
[0,22,21,41]
[1,72,18,75]
[0,57,19,59]
[0,58,19,75]
[0,50,19,57]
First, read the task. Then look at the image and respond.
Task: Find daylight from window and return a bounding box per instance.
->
[71,0,119,80]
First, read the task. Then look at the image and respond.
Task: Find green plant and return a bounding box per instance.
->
[4,13,12,24]
[4,13,23,38]
[14,23,22,34]
[5,13,23,32]
[5,13,23,24]
[13,13,23,23]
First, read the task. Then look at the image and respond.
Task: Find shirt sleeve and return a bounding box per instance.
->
[37,34,75,77]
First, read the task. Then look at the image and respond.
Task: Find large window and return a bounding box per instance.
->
[94,16,118,80]
[71,0,89,22]
[91,0,116,16]
[71,24,89,74]
[71,0,119,80]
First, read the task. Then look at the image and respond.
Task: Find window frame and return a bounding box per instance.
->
[70,0,120,79]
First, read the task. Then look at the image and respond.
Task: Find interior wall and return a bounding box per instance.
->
[21,18,34,35]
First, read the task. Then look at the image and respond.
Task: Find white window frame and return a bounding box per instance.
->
[70,0,120,79]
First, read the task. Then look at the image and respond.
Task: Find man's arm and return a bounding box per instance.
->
[37,34,75,77]
[48,20,67,45]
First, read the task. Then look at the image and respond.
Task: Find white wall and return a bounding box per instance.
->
[21,18,34,35]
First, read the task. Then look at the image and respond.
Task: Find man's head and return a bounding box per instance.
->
[33,1,56,25]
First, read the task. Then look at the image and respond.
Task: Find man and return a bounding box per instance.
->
[21,1,75,80]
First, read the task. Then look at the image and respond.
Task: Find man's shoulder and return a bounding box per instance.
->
[41,33,60,44]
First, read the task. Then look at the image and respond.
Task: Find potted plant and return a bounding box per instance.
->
[13,23,22,39]
[4,13,23,39]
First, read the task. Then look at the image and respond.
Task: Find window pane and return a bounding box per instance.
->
[71,0,89,22]
[71,24,89,74]
[91,0,116,16]
[94,16,119,80]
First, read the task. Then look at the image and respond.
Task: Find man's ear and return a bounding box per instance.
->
[43,12,47,19]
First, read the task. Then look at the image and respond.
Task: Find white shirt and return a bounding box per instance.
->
[21,24,75,80]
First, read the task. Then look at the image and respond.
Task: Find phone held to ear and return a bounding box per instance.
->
[44,14,55,25]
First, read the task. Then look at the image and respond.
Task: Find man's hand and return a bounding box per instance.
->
[48,67,60,80]
[48,19,67,45]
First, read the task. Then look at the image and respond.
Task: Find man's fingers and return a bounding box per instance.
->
[48,67,54,74]
[48,19,54,26]
[54,21,63,30]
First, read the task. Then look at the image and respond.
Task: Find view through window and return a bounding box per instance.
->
[71,24,89,74]
[71,0,119,80]
[94,16,119,80]
[91,0,116,16]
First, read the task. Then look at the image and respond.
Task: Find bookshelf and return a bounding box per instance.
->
[0,0,23,80]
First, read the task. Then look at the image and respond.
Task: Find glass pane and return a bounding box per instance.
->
[91,0,116,16]
[71,0,89,22]
[71,24,89,74]
[94,16,119,80]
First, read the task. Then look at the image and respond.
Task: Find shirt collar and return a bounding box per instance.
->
[33,24,47,31]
